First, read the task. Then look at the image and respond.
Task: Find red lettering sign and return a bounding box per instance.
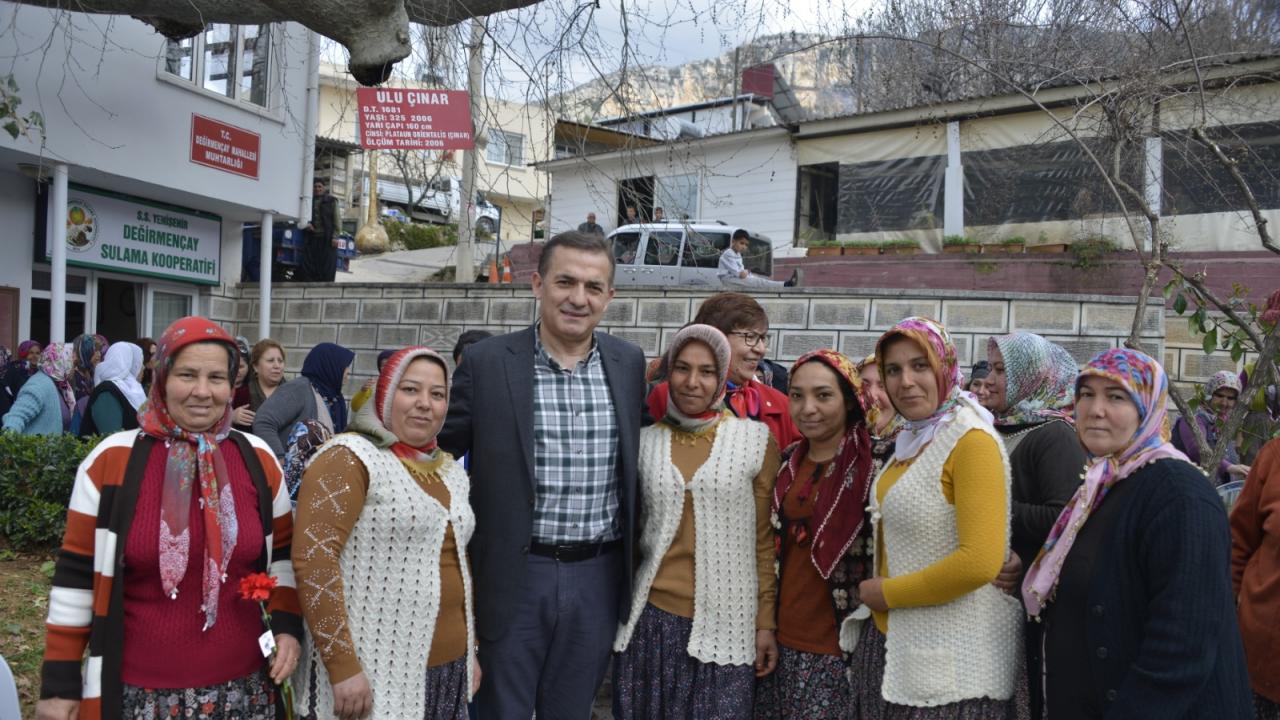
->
[357,88,474,151]
[190,115,261,179]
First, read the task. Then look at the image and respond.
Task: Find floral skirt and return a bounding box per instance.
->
[754,643,851,719]
[612,603,755,719]
[123,667,276,719]
[851,621,1026,720]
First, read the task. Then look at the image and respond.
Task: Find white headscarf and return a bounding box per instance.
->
[94,342,147,410]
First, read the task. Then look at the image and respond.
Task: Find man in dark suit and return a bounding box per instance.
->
[439,231,646,719]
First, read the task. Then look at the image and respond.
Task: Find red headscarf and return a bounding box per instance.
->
[772,349,875,579]
[137,316,239,631]
[350,346,451,463]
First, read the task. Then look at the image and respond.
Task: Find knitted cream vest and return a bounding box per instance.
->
[296,434,475,719]
[614,417,770,666]
[869,403,1022,707]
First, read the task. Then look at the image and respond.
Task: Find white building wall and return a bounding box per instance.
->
[547,129,798,251]
[0,5,313,221]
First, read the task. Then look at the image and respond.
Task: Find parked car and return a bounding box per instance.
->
[606,221,773,288]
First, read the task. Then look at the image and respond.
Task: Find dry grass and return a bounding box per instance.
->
[0,550,55,717]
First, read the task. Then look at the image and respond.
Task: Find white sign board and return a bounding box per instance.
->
[48,184,222,285]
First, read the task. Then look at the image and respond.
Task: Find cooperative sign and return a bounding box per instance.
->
[357,88,474,151]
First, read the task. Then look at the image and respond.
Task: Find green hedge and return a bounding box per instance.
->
[0,433,99,550]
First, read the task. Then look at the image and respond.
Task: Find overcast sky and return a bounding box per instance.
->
[325,0,873,102]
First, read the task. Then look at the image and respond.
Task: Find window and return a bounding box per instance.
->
[612,232,641,265]
[150,290,194,339]
[163,24,274,108]
[486,129,525,166]
[644,231,682,267]
[684,231,730,268]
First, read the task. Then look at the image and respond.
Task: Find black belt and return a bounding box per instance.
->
[529,540,621,563]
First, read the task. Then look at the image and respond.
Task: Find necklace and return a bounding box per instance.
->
[404,463,442,488]
[669,419,720,447]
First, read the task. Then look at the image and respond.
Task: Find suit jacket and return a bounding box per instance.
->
[439,325,647,642]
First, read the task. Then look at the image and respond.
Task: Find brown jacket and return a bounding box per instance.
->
[1231,436,1280,703]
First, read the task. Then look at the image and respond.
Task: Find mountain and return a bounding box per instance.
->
[550,33,864,123]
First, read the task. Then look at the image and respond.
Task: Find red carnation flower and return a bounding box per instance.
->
[238,572,277,602]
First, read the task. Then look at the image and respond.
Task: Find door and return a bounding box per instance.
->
[610,231,645,286]
[96,278,142,342]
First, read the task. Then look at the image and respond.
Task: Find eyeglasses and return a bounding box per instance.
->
[729,330,769,348]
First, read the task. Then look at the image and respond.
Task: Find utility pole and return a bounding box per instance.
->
[455,18,485,282]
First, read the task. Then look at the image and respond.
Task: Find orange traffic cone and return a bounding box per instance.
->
[501,255,513,283]
[488,256,499,284]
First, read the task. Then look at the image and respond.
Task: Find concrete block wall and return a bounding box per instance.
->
[207,283,1180,398]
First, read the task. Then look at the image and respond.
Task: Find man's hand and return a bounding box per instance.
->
[739,270,749,279]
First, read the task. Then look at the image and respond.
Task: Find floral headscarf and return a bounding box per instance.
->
[1022,348,1190,617]
[137,316,239,631]
[988,332,1079,427]
[16,340,40,373]
[773,349,875,579]
[875,317,991,462]
[39,343,76,413]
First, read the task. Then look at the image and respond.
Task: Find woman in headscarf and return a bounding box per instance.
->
[856,317,1021,719]
[4,339,42,404]
[2,343,74,436]
[293,346,478,720]
[78,342,147,437]
[1172,370,1250,485]
[70,333,102,400]
[985,333,1087,572]
[754,349,879,719]
[612,325,779,718]
[253,341,354,461]
[1232,435,1280,719]
[35,316,301,720]
[857,352,903,467]
[1023,348,1251,718]
[230,336,255,432]
[137,337,157,394]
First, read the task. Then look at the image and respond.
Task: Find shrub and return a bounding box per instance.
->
[382,221,459,251]
[0,433,99,550]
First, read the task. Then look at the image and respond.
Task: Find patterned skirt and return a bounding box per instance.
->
[1257,692,1280,720]
[851,621,1026,720]
[612,603,755,719]
[754,643,851,719]
[424,654,470,720]
[123,667,277,720]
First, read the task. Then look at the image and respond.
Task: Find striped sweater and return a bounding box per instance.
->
[40,429,303,720]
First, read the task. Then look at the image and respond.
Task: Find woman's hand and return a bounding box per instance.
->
[471,657,483,696]
[1227,464,1251,478]
[857,577,889,612]
[232,405,255,427]
[992,552,1023,595]
[35,698,79,720]
[754,628,779,677]
[270,633,300,684]
[332,672,373,720]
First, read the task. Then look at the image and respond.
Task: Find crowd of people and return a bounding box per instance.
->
[23,230,1280,720]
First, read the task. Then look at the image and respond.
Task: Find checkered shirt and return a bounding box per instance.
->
[531,330,621,544]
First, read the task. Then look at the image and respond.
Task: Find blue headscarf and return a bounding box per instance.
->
[301,342,355,432]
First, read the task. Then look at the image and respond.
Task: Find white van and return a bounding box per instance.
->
[606,221,773,288]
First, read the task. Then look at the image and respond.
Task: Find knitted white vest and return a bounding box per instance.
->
[614,417,770,666]
[869,403,1021,707]
[295,435,475,719]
